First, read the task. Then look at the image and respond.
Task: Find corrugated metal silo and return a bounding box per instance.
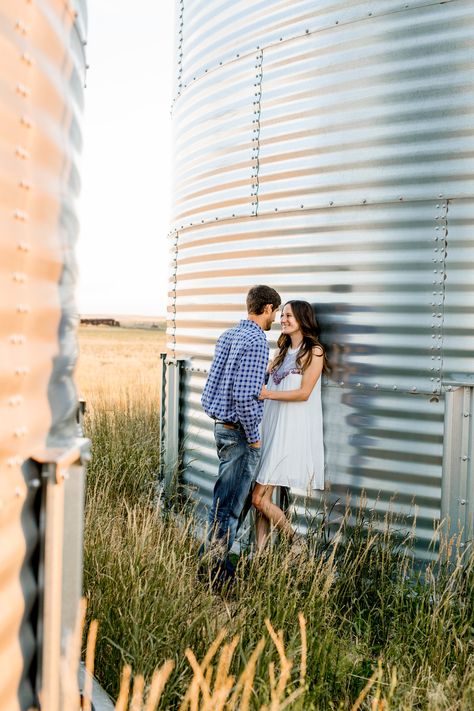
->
[0,0,87,708]
[167,0,474,559]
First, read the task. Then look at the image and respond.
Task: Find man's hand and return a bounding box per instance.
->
[249,440,261,449]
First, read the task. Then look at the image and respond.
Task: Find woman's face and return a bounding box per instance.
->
[280,304,301,338]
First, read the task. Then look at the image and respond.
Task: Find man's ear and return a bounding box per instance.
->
[264,303,273,315]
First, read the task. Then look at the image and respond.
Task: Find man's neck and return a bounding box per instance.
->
[247,313,266,331]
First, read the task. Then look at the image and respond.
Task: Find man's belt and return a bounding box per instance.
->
[214,420,244,431]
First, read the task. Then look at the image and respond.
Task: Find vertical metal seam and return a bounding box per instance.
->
[177,0,184,96]
[159,354,167,482]
[460,387,471,515]
[439,200,449,390]
[253,49,263,217]
[172,230,178,360]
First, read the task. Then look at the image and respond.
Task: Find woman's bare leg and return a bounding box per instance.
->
[255,509,271,551]
[252,483,294,549]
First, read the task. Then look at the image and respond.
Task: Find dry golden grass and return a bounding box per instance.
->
[76,325,167,406]
[69,604,311,711]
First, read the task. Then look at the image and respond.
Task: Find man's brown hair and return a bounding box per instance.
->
[246,285,281,315]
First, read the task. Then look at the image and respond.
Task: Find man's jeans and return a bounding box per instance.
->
[207,423,261,556]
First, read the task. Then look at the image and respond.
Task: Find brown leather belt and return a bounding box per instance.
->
[214,420,243,431]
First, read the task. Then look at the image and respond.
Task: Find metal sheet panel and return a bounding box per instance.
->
[170,0,474,560]
[0,0,86,708]
[172,203,445,394]
[178,0,456,92]
[179,370,444,558]
[442,199,474,385]
[172,52,261,228]
[257,2,474,212]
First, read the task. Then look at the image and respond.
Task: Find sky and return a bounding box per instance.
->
[76,1,174,317]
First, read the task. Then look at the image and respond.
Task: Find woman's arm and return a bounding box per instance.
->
[259,347,323,402]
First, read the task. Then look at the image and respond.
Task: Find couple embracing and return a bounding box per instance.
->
[200,285,326,586]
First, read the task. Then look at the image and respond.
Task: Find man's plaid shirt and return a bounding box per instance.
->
[201,319,269,443]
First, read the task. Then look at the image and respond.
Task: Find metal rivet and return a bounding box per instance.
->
[15,146,29,159]
[15,20,29,35]
[14,426,28,438]
[15,83,30,98]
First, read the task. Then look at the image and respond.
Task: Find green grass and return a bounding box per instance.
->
[83,394,474,710]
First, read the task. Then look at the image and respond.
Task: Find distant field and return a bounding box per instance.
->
[76,325,167,404]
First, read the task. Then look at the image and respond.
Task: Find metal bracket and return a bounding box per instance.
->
[160,356,185,494]
[32,438,91,484]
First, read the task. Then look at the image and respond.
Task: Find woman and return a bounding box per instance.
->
[252,300,326,552]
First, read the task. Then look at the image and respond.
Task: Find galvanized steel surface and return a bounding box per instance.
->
[0,0,86,708]
[169,0,474,556]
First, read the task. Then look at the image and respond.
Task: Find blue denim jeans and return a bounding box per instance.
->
[207,423,261,554]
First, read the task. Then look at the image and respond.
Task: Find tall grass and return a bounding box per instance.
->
[83,391,474,709]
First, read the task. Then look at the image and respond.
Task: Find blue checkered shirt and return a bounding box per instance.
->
[201,320,269,444]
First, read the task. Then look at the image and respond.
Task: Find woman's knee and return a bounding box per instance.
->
[252,489,263,510]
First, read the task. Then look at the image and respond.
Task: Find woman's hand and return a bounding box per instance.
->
[259,385,269,400]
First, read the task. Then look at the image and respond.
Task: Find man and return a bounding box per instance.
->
[201,284,281,583]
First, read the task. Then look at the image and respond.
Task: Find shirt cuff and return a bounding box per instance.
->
[245,427,260,444]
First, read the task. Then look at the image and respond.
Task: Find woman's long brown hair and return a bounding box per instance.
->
[271,300,327,374]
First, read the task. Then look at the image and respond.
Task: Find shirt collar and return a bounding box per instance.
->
[240,319,265,334]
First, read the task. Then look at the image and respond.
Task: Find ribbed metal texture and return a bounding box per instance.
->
[170,0,474,558]
[0,0,86,708]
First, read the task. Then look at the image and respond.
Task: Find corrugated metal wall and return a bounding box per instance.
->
[169,0,474,558]
[0,0,86,708]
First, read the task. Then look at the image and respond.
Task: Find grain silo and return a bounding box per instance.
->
[163,0,474,560]
[0,0,88,708]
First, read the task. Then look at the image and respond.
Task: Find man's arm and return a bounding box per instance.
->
[233,338,269,443]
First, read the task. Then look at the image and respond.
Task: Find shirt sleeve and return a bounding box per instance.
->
[233,337,269,443]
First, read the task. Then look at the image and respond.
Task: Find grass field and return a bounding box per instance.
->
[78,325,474,710]
[76,325,167,405]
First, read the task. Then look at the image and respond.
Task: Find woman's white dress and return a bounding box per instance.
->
[256,347,324,495]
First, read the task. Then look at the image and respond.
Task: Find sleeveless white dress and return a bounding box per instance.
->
[255,347,325,495]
